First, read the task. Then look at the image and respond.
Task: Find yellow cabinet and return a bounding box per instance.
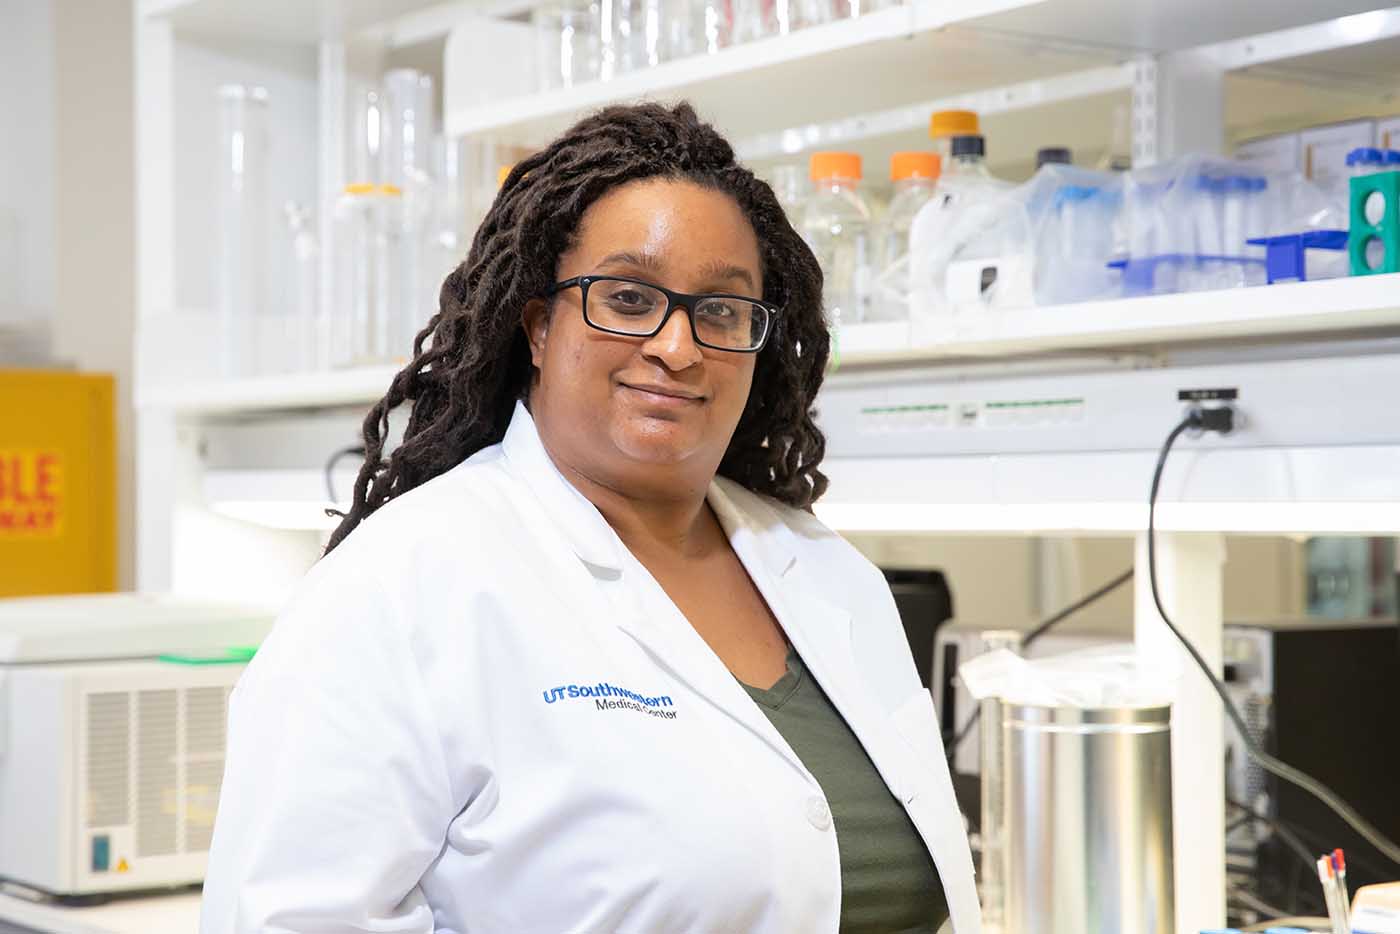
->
[0,370,116,596]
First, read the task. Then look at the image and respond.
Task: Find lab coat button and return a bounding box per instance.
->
[805,795,832,831]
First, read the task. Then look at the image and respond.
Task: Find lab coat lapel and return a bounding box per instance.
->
[711,483,979,932]
[706,483,920,804]
[612,572,815,781]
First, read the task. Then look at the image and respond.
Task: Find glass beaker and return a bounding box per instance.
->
[282,201,322,371]
[380,69,435,191]
[215,84,270,378]
[534,1,602,90]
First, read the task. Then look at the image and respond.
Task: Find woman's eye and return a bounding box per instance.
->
[700,302,737,320]
[605,289,652,310]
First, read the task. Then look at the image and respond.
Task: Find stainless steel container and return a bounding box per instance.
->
[976,631,1023,934]
[1003,703,1175,934]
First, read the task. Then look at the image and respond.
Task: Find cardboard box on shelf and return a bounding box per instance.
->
[1377,115,1400,150]
[1300,119,1376,192]
[1234,132,1301,173]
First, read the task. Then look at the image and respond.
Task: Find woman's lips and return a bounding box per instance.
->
[619,382,705,407]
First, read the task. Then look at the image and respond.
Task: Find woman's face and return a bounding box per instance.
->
[523,178,764,501]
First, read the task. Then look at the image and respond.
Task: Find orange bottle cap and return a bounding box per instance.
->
[929,109,979,140]
[809,152,862,181]
[890,152,941,181]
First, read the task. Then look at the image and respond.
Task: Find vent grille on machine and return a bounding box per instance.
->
[183,686,229,853]
[137,689,179,857]
[86,692,131,829]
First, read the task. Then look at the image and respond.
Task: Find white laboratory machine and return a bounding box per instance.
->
[0,594,274,900]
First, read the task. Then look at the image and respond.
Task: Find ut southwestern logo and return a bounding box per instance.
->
[542,682,678,720]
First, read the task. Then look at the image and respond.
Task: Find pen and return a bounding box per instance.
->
[1332,850,1350,933]
[1318,855,1344,934]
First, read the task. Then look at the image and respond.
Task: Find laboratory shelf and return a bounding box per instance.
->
[836,272,1400,370]
[135,274,1400,416]
[136,364,402,416]
[442,0,1381,148]
[138,0,481,44]
[443,0,1099,145]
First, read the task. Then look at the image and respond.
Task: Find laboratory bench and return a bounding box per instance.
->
[0,889,202,934]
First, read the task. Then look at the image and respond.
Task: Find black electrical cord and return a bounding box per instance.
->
[324,445,366,507]
[1226,797,1323,885]
[945,567,1135,759]
[1153,408,1400,867]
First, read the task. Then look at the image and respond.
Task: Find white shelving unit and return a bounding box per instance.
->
[136,272,1400,415]
[131,2,1400,932]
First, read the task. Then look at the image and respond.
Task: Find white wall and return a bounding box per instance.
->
[0,0,55,329]
[52,0,137,589]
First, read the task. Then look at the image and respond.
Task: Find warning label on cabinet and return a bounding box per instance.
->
[0,450,64,537]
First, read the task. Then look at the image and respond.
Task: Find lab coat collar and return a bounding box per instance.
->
[500,400,622,572]
[499,401,802,582]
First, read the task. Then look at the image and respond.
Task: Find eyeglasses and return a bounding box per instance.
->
[548,275,779,353]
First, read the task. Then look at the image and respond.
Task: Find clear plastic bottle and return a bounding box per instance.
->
[1096,103,1132,172]
[802,152,873,327]
[1035,147,1072,169]
[872,151,940,322]
[907,133,1006,321]
[768,163,808,228]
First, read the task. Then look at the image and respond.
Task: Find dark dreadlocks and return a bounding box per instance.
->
[325,102,829,554]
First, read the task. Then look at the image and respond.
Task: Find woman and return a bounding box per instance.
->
[202,102,980,934]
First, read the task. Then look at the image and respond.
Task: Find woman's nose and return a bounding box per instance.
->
[641,305,703,371]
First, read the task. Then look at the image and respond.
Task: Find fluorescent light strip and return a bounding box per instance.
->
[813,501,1400,535]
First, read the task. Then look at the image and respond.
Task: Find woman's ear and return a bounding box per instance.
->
[521,298,550,368]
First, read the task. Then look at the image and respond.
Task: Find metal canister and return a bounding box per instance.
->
[1003,703,1175,934]
[976,631,1023,934]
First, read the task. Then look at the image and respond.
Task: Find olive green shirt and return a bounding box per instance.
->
[741,648,949,933]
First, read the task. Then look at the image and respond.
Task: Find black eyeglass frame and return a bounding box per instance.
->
[547,274,782,354]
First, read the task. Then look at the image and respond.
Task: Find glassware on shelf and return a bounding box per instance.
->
[835,0,892,19]
[731,0,772,43]
[802,152,873,327]
[283,201,322,371]
[423,135,470,332]
[794,0,836,28]
[215,84,270,378]
[872,151,940,322]
[768,163,808,227]
[349,84,384,186]
[332,183,402,368]
[380,69,435,190]
[695,0,732,55]
[1095,102,1132,172]
[661,0,697,58]
[602,0,659,76]
[380,69,437,360]
[534,0,602,91]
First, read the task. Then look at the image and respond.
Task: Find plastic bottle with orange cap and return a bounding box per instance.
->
[801,152,874,327]
[871,151,941,322]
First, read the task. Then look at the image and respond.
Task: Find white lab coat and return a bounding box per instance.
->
[201,401,981,934]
